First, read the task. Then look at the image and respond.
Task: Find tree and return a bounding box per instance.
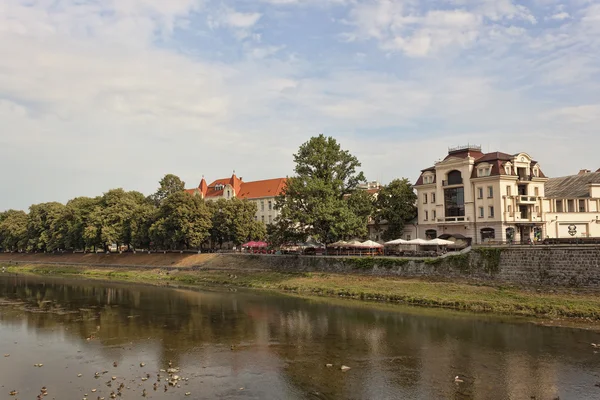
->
[83,189,147,251]
[274,135,368,246]
[151,174,185,205]
[61,196,100,250]
[150,191,211,250]
[27,202,67,252]
[0,210,28,251]
[208,198,266,248]
[130,203,157,251]
[374,178,417,241]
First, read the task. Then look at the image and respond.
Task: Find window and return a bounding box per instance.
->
[444,187,465,217]
[505,166,511,175]
[556,200,563,212]
[268,200,272,210]
[447,170,462,185]
[261,201,265,211]
[261,215,265,223]
[487,186,493,198]
[432,210,437,220]
[425,230,437,239]
[406,235,411,241]
[478,167,491,177]
[431,193,436,203]
[568,199,575,213]
[489,206,495,218]
[481,228,495,242]
[268,215,272,223]
[424,211,429,221]
[423,193,428,204]
[533,168,539,177]
[535,206,539,214]
[479,207,484,218]
[477,187,483,199]
[579,199,586,212]
[534,187,539,196]
[506,186,512,196]
[508,205,512,213]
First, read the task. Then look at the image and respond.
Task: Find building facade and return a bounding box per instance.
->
[185,173,287,225]
[414,146,548,244]
[543,170,600,239]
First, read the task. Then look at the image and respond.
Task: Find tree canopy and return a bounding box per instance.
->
[272,134,371,246]
[374,178,418,241]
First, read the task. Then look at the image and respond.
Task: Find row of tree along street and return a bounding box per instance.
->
[0,135,417,252]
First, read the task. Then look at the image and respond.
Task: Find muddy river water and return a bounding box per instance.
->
[1,274,600,399]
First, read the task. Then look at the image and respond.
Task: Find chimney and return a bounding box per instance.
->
[578,169,591,175]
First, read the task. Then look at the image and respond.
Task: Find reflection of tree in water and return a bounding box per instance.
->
[1,275,599,399]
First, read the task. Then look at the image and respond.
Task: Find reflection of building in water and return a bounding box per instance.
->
[503,354,559,399]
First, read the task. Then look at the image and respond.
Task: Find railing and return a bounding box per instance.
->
[518,175,532,181]
[517,196,537,203]
[437,216,468,223]
[442,179,463,186]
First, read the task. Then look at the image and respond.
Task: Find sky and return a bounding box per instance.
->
[1,0,599,211]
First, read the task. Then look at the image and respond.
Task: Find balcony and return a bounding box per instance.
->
[517,175,532,182]
[517,196,537,204]
[442,179,463,187]
[504,212,543,223]
[437,216,469,223]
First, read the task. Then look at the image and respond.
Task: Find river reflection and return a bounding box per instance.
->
[1,274,599,400]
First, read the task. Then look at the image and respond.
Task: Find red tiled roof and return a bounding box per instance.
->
[238,178,287,199]
[185,175,286,199]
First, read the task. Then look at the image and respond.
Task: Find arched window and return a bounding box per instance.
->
[447,170,462,185]
[425,230,437,240]
[480,228,495,242]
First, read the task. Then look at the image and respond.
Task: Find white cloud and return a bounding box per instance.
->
[548,12,570,20]
[223,10,262,28]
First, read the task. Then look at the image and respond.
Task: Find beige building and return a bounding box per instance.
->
[185,173,287,225]
[543,169,600,239]
[414,145,548,244]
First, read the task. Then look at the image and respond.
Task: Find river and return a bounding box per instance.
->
[0,274,599,399]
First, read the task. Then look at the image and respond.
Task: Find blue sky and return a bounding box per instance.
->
[1,0,599,210]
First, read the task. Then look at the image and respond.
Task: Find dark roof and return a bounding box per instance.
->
[474,152,513,163]
[443,149,484,161]
[545,172,600,198]
[414,167,436,186]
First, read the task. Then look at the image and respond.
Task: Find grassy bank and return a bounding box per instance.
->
[4,263,600,324]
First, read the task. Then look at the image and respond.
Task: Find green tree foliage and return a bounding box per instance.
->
[130,203,157,250]
[208,198,266,248]
[274,134,369,245]
[151,174,186,205]
[0,210,28,251]
[27,202,67,252]
[61,196,100,250]
[83,189,147,251]
[374,178,417,241]
[150,192,211,250]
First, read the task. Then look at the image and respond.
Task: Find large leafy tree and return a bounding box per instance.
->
[151,174,185,205]
[130,203,157,251]
[207,198,265,248]
[0,210,28,251]
[374,178,417,241]
[83,189,147,251]
[150,191,211,250]
[274,134,369,246]
[27,202,67,252]
[61,196,100,250]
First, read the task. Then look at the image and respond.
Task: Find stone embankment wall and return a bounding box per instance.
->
[2,245,600,288]
[210,246,600,288]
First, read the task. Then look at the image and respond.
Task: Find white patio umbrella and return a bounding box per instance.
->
[384,239,410,245]
[361,240,383,248]
[426,238,454,246]
[407,238,429,245]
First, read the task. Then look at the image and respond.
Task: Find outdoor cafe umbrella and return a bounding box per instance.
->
[361,240,383,256]
[407,238,429,251]
[426,238,454,246]
[384,238,410,245]
[361,240,383,248]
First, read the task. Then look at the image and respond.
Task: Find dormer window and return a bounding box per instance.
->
[478,166,491,177]
[505,166,511,175]
[533,167,539,177]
